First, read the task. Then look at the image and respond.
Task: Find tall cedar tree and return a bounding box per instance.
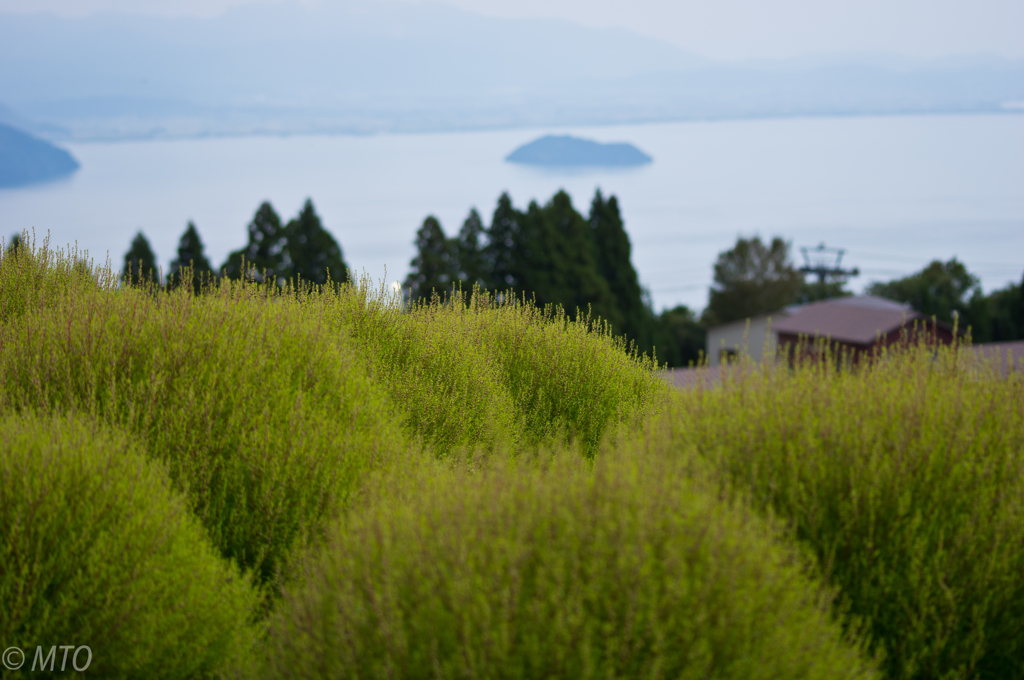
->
[168,221,215,294]
[286,199,349,286]
[122,231,158,285]
[514,191,619,324]
[704,236,802,326]
[222,202,291,283]
[485,193,521,291]
[456,208,488,293]
[588,190,646,343]
[404,216,459,301]
[514,200,559,306]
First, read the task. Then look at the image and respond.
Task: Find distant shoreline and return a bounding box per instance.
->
[28,108,1024,145]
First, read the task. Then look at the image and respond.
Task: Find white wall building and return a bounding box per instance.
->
[705,311,789,364]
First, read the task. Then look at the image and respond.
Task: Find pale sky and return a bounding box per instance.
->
[1,0,1022,60]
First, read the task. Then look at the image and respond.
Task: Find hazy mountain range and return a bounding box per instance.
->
[1,0,1021,141]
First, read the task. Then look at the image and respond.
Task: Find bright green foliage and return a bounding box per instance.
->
[343,285,667,456]
[0,413,258,679]
[286,198,349,286]
[0,231,112,326]
[0,271,403,588]
[263,447,877,680]
[168,221,216,294]
[222,201,291,283]
[122,230,158,285]
[704,236,803,326]
[404,215,458,300]
[339,284,519,456]
[662,343,1024,679]
[470,295,662,453]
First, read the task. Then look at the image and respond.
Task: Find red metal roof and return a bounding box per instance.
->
[772,295,924,345]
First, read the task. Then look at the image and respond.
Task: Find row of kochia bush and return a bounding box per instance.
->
[1,235,1022,679]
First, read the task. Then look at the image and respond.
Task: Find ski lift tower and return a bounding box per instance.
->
[799,243,860,284]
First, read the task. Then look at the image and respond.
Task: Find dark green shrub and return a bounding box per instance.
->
[0,276,405,587]
[0,413,258,679]
[262,449,876,680]
[662,343,1024,679]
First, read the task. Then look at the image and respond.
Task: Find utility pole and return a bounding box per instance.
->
[799,243,859,284]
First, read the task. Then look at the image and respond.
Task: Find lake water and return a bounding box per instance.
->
[1,113,1022,311]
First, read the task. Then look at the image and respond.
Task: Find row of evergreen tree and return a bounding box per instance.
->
[107,189,1022,367]
[122,199,349,293]
[402,189,706,365]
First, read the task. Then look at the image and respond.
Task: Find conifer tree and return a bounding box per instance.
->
[122,231,158,285]
[514,199,559,305]
[589,189,646,342]
[485,193,521,292]
[541,190,619,325]
[286,199,349,286]
[456,208,488,293]
[168,221,215,294]
[404,216,458,301]
[221,202,291,283]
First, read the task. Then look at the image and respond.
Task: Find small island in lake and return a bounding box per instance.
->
[506,135,652,167]
[0,123,80,188]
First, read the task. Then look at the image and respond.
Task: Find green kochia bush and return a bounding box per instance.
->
[662,345,1024,679]
[0,231,114,326]
[339,284,520,455]
[0,277,404,587]
[0,413,258,679]
[262,449,877,680]
[342,287,667,455]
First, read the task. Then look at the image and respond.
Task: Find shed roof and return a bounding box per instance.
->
[973,340,1024,373]
[772,295,923,345]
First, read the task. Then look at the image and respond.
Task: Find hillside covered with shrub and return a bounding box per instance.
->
[1,233,1022,679]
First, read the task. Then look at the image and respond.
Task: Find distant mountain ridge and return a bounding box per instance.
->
[0,1,1021,140]
[507,136,652,167]
[0,123,79,188]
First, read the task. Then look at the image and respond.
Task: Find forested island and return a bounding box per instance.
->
[0,123,79,188]
[506,135,652,167]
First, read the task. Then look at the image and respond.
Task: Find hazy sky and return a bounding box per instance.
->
[1,0,1021,60]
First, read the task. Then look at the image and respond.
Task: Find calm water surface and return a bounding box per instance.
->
[1,114,1021,310]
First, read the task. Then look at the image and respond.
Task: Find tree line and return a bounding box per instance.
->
[36,189,1018,367]
[402,189,706,366]
[120,198,349,294]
